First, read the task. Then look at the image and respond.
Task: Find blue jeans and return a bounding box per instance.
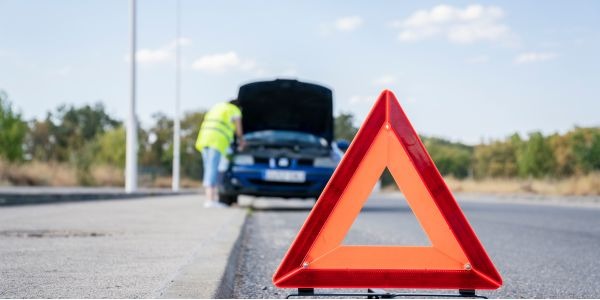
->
[201,147,221,187]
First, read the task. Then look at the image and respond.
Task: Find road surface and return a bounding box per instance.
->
[233,194,600,298]
[0,194,245,298]
[1,192,599,298]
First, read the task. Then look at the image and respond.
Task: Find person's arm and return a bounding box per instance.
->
[234,118,245,150]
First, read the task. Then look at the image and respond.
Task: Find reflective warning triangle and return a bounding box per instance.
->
[272,90,502,289]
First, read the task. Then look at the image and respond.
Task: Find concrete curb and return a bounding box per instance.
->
[157,208,248,298]
[214,213,246,299]
[0,189,196,206]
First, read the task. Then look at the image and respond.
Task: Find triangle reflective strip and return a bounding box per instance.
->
[272,90,502,289]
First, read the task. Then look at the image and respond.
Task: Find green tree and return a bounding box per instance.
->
[548,133,576,177]
[473,135,520,178]
[422,137,473,178]
[140,113,173,174]
[54,103,121,160]
[136,110,207,180]
[180,111,206,179]
[27,102,122,183]
[26,103,121,163]
[96,126,126,168]
[516,132,555,178]
[570,127,600,173]
[334,112,358,141]
[26,114,59,162]
[0,91,27,161]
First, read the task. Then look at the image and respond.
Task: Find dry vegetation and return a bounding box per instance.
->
[2,160,598,195]
[0,160,201,188]
[444,174,600,196]
[0,160,78,186]
[380,174,600,196]
[146,176,201,188]
[90,165,125,186]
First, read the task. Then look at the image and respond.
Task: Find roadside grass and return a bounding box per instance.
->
[443,174,600,196]
[149,176,202,188]
[91,164,124,186]
[0,160,201,188]
[0,160,77,186]
[381,173,600,196]
[3,159,599,195]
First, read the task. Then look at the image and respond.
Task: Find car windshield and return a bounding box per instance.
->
[245,130,328,148]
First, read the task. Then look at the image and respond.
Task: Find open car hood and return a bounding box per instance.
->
[238,79,334,143]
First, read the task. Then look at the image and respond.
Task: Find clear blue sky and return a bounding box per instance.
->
[1,0,599,144]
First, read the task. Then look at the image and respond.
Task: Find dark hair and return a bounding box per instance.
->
[229,99,240,107]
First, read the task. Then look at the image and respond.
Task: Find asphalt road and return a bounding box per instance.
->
[233,194,600,298]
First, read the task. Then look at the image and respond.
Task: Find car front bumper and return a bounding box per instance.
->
[220,165,334,199]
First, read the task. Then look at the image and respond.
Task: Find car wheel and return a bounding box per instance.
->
[218,193,238,206]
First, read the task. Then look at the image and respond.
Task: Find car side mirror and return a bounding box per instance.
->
[334,139,350,153]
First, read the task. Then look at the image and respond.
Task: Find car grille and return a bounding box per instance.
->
[296,158,313,166]
[254,157,270,164]
[251,157,313,167]
[248,179,312,187]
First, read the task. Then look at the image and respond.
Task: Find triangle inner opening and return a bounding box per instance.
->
[342,167,431,246]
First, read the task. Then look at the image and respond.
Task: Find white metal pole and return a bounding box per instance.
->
[125,0,138,193]
[172,0,181,191]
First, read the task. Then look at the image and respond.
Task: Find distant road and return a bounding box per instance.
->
[233,195,600,298]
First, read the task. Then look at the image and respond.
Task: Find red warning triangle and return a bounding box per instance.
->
[272,90,502,289]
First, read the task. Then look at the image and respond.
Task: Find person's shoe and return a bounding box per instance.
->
[213,201,229,208]
[204,200,228,208]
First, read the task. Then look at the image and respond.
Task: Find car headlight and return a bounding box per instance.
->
[233,155,254,165]
[313,157,337,168]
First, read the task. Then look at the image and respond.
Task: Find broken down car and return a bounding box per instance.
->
[218,79,344,205]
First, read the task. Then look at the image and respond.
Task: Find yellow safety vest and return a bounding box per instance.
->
[195,102,241,156]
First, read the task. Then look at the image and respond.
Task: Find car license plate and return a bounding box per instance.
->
[264,170,306,183]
